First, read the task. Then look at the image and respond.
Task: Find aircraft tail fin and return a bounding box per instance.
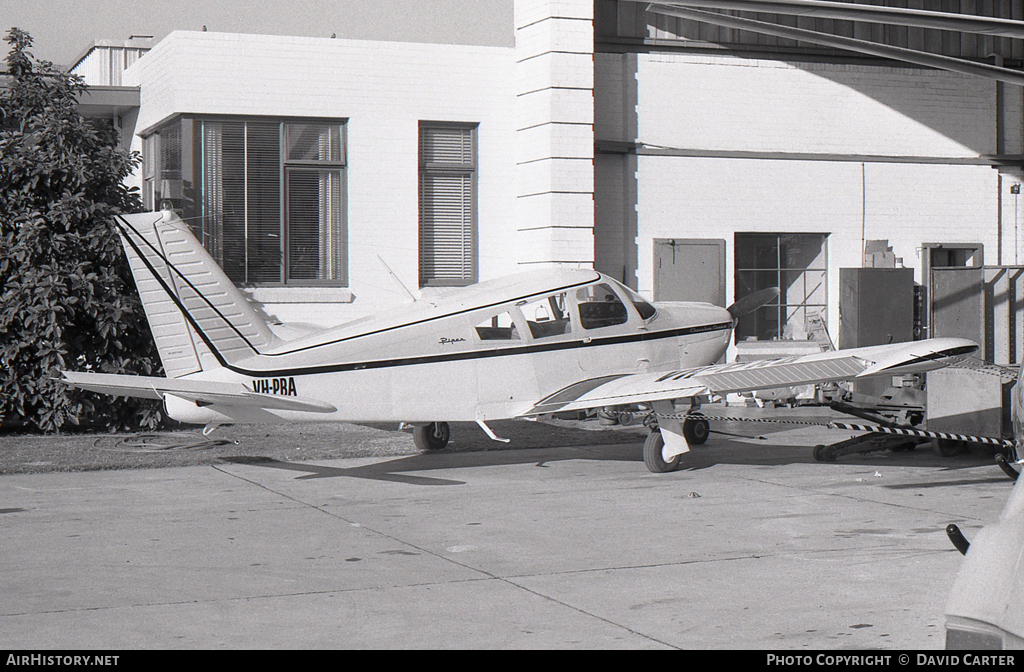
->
[115,210,282,377]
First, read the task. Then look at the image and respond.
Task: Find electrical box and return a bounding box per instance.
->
[926,367,1013,440]
[839,267,915,398]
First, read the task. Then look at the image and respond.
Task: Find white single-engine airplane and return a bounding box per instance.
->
[63,210,979,473]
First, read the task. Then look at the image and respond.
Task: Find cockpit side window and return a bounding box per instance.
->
[474,311,520,341]
[520,292,572,339]
[576,283,630,330]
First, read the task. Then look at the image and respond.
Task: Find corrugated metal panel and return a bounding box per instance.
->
[598,0,1024,60]
[931,267,984,355]
[928,266,1024,365]
[985,266,1024,366]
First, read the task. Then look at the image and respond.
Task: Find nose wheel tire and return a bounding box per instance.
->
[413,422,450,451]
[643,431,681,473]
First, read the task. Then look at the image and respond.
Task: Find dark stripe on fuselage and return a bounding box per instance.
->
[120,215,602,364]
[226,320,735,378]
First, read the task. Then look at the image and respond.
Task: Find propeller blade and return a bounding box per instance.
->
[727,287,780,319]
[996,453,1020,482]
[946,524,971,555]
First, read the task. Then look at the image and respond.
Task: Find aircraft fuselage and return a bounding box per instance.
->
[163,272,734,427]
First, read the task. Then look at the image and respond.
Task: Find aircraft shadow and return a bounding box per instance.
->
[220,441,643,486]
[217,421,1010,487]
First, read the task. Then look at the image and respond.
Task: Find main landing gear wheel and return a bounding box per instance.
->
[643,431,681,473]
[413,422,450,451]
[683,416,710,445]
[812,444,836,462]
[932,438,962,457]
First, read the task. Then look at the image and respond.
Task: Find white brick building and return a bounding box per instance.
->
[72,0,1024,353]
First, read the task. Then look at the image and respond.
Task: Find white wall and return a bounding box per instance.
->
[635,53,996,158]
[594,51,1024,343]
[123,31,517,326]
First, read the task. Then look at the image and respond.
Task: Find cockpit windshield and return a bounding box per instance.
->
[617,283,657,321]
[576,284,629,330]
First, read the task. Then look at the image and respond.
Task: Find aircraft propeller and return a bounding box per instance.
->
[726,286,780,320]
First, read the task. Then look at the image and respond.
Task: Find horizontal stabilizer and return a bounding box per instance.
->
[62,371,337,414]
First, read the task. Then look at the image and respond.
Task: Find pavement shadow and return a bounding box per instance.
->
[680,434,1005,471]
[221,455,469,486]
[220,441,643,485]
[352,419,650,452]
[217,415,1014,485]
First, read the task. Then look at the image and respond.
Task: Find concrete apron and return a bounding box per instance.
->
[0,428,1010,649]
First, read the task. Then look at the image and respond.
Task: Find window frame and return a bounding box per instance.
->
[734,232,829,342]
[418,121,479,288]
[142,120,185,214]
[516,291,574,341]
[141,114,348,288]
[281,128,347,286]
[472,309,524,343]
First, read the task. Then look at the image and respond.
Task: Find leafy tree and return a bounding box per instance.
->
[0,27,163,432]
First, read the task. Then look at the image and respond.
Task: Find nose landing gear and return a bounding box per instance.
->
[642,412,711,473]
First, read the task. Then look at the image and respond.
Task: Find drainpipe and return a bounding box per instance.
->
[995,53,1005,265]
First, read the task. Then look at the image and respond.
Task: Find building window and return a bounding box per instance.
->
[200,119,282,284]
[282,123,345,283]
[419,122,477,287]
[734,233,828,342]
[142,121,183,213]
[143,116,347,286]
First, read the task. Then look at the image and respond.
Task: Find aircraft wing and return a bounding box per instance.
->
[521,337,978,416]
[62,371,337,414]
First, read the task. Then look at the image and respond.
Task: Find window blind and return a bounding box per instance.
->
[287,168,343,282]
[201,120,281,284]
[419,172,473,284]
[419,124,476,286]
[168,117,347,286]
[245,121,283,283]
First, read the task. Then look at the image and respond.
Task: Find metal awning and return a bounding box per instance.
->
[646,1,1024,86]
[74,85,140,119]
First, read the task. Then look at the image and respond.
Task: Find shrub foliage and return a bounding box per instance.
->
[0,28,163,432]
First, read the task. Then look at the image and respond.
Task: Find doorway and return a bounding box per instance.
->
[653,238,725,305]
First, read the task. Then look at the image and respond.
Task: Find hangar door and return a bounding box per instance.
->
[653,239,725,305]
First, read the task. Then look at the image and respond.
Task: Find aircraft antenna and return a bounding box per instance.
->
[377,254,417,302]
